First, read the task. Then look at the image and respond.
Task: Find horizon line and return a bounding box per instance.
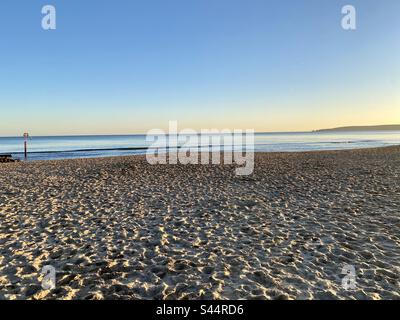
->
[1,124,399,138]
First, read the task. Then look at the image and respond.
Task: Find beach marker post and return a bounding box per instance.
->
[23,132,29,160]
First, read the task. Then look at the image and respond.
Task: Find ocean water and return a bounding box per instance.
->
[0,131,399,161]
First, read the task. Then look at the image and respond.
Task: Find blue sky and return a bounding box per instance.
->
[0,0,399,135]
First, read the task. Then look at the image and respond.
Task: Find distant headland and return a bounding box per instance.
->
[314,124,400,132]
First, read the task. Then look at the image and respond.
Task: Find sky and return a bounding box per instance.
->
[0,0,399,136]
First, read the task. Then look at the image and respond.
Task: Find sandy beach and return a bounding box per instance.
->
[0,146,399,300]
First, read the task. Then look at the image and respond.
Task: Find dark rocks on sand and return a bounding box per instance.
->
[0,155,19,163]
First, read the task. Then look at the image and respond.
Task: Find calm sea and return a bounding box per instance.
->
[0,131,399,161]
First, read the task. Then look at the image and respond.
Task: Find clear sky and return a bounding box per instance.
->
[0,0,399,135]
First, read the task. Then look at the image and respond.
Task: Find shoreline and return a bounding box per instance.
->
[3,144,400,164]
[1,146,399,300]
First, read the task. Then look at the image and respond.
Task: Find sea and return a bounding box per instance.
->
[0,131,399,161]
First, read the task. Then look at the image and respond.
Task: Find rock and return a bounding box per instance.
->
[0,155,19,163]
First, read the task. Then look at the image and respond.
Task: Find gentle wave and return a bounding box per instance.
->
[1,131,399,161]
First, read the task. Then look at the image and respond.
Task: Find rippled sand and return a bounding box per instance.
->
[0,147,399,300]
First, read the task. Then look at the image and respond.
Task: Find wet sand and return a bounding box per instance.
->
[0,147,399,300]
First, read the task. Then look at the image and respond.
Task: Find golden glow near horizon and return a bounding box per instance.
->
[1,98,399,136]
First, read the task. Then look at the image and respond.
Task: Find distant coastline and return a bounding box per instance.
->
[314,124,400,132]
